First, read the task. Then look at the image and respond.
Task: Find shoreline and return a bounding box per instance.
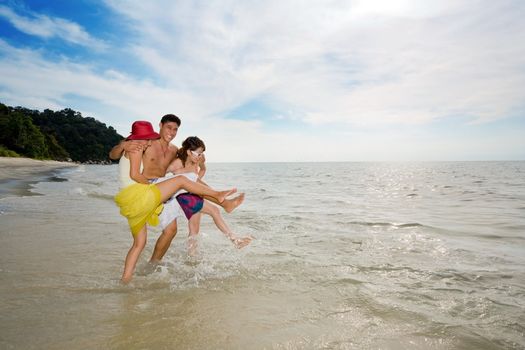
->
[0,157,78,199]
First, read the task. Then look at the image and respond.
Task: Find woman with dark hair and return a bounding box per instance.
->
[166,136,253,253]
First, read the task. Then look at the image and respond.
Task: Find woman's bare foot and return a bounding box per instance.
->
[120,275,132,284]
[222,193,245,213]
[231,235,253,249]
[217,188,237,204]
[187,236,198,256]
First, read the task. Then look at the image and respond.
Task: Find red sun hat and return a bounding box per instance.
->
[127,121,160,140]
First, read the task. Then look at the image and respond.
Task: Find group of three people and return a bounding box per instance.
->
[112,114,252,283]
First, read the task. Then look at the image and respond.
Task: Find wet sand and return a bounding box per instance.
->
[0,157,77,198]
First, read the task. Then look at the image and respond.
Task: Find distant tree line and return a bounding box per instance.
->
[0,102,123,163]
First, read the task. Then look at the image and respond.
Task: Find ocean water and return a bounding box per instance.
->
[0,161,524,349]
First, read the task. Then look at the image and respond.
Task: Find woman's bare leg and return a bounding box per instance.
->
[187,213,201,256]
[203,193,245,213]
[155,176,234,204]
[196,179,244,212]
[121,226,147,284]
[200,202,252,249]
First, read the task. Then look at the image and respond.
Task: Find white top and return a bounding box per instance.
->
[118,155,142,189]
[176,171,198,182]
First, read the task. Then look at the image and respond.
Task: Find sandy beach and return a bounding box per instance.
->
[0,157,77,180]
[0,157,78,198]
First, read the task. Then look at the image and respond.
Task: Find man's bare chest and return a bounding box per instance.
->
[143,144,176,170]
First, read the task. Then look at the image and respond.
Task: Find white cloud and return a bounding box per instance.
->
[350,0,469,19]
[101,0,525,127]
[0,5,107,49]
[0,39,186,126]
[1,1,524,161]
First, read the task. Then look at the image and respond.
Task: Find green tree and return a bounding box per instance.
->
[0,108,48,159]
[3,103,124,162]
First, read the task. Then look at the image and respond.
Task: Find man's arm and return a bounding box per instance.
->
[109,140,144,160]
[109,140,126,160]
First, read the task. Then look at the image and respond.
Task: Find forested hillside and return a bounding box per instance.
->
[0,103,123,163]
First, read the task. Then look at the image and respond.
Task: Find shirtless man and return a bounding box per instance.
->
[109,114,244,263]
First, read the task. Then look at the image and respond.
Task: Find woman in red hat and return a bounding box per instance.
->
[115,121,236,283]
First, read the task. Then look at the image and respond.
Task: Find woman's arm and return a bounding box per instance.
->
[128,150,149,184]
[166,158,183,174]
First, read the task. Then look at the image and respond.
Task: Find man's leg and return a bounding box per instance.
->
[150,219,178,263]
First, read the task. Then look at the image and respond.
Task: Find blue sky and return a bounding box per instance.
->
[1,0,524,162]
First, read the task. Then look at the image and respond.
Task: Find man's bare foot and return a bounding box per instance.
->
[231,235,253,249]
[223,193,245,213]
[217,188,237,203]
[142,260,161,275]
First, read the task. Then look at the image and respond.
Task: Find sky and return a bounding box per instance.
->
[0,0,524,162]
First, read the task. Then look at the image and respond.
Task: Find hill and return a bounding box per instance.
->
[0,102,123,163]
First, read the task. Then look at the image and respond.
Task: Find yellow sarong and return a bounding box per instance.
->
[114,183,164,236]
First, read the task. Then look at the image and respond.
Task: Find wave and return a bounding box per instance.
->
[346,221,426,229]
[470,233,525,242]
[87,192,115,201]
[69,187,87,196]
[262,195,280,200]
[48,175,68,182]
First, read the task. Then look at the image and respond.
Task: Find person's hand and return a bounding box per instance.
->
[123,140,144,153]
[198,154,207,180]
[199,153,206,165]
